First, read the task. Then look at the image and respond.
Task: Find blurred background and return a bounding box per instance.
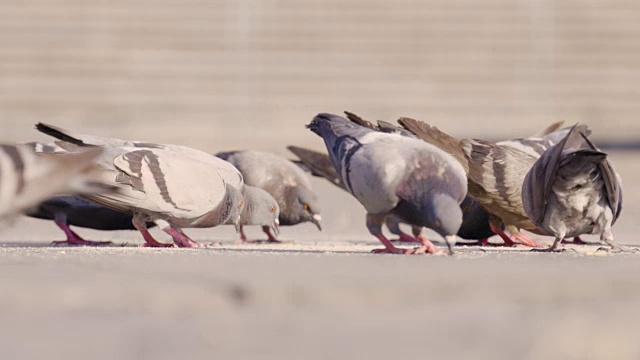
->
[2,3,640,360]
[1,0,639,152]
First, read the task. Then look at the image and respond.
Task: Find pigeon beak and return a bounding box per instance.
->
[444,235,457,255]
[311,214,322,231]
[234,217,241,233]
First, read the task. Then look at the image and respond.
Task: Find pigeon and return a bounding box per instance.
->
[230,185,281,242]
[497,121,590,158]
[216,150,321,242]
[24,142,152,246]
[287,144,494,244]
[35,122,246,248]
[499,123,595,245]
[0,144,112,221]
[307,113,468,255]
[344,111,497,244]
[26,196,158,246]
[522,124,623,252]
[398,117,545,247]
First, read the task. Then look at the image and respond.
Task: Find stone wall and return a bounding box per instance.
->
[1,0,638,152]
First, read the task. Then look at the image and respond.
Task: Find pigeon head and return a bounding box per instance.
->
[307,113,367,146]
[296,187,322,230]
[280,186,322,230]
[241,186,280,235]
[425,194,463,253]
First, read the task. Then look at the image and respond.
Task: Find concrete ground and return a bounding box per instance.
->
[0,150,638,360]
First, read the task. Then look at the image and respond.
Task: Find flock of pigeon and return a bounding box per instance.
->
[0,111,623,254]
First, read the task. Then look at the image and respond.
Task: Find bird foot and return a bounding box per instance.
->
[140,242,177,248]
[51,238,113,247]
[512,234,546,248]
[51,225,113,246]
[596,246,638,254]
[531,247,566,253]
[372,245,443,255]
[372,247,420,254]
[238,238,293,244]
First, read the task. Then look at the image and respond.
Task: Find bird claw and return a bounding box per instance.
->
[140,242,177,248]
[372,245,443,255]
[51,239,113,247]
[530,247,566,253]
[597,246,638,254]
[372,247,414,254]
[238,238,293,244]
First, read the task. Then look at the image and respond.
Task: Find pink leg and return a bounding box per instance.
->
[133,220,175,248]
[262,226,284,243]
[162,227,201,248]
[415,235,443,254]
[371,234,440,255]
[236,226,248,243]
[489,223,518,247]
[51,216,112,246]
[390,230,421,243]
[512,232,545,248]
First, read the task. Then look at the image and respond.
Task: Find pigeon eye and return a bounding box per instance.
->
[270,206,276,213]
[303,203,309,211]
[238,201,244,209]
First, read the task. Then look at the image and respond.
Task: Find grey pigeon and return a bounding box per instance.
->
[0,144,112,221]
[216,150,321,242]
[27,196,156,246]
[36,123,245,248]
[343,112,496,244]
[287,144,494,244]
[308,113,468,255]
[230,185,281,242]
[522,124,623,251]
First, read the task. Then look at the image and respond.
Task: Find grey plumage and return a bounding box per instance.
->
[216,150,321,241]
[287,144,494,242]
[36,122,245,248]
[308,113,468,254]
[232,186,280,242]
[497,121,592,158]
[522,124,623,251]
[0,144,113,221]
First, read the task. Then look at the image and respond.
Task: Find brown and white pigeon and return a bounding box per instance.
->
[0,144,112,222]
[522,124,623,252]
[398,117,545,247]
[308,113,468,255]
[216,150,321,242]
[35,123,245,248]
